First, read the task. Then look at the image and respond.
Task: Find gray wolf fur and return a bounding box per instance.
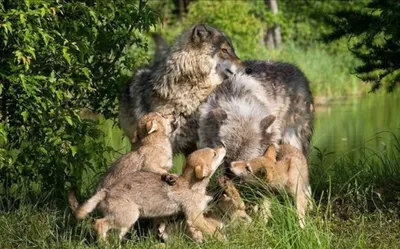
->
[68,146,227,242]
[198,60,314,167]
[230,144,312,228]
[119,24,245,155]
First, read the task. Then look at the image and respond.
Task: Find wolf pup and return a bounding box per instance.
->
[68,112,176,213]
[119,24,247,155]
[230,144,311,228]
[69,146,227,242]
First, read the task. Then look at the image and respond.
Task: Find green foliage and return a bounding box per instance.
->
[0,0,159,201]
[185,1,265,59]
[323,0,400,92]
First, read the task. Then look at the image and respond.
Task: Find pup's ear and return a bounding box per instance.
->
[146,120,158,134]
[130,130,139,144]
[211,108,228,124]
[230,161,245,170]
[195,162,210,179]
[192,24,211,44]
[260,115,276,131]
[264,145,276,163]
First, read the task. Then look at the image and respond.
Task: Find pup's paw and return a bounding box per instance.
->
[162,173,179,185]
[217,175,229,188]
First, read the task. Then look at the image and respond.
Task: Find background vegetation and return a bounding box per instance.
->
[0,0,399,248]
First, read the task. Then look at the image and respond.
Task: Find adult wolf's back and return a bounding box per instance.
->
[120,24,245,154]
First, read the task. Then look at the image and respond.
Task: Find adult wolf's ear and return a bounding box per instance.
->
[195,161,211,179]
[146,120,158,134]
[260,115,276,131]
[210,108,227,125]
[192,24,212,44]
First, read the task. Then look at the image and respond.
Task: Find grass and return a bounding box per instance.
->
[1,131,399,248]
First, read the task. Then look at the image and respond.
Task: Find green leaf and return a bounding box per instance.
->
[69,145,78,156]
[21,110,28,122]
[81,67,91,79]
[19,13,26,24]
[65,116,73,126]
[62,46,71,65]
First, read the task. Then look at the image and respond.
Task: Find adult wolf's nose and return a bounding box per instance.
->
[245,67,252,74]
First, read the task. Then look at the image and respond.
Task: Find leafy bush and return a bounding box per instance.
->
[0,0,159,202]
[323,0,400,92]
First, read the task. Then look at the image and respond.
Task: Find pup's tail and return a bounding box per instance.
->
[68,189,107,220]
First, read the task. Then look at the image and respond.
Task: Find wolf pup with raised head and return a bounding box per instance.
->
[69,146,227,242]
[68,112,175,212]
[120,24,246,155]
[230,144,311,228]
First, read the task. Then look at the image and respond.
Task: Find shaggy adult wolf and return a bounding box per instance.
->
[198,60,314,166]
[119,24,246,155]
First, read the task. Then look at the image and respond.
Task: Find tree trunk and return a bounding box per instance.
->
[264,0,282,49]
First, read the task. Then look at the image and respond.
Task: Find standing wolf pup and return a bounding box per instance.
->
[119,24,246,155]
[68,112,176,239]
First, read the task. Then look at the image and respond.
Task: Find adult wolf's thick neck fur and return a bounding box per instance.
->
[151,32,222,117]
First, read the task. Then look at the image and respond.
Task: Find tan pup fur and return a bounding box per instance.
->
[68,112,175,218]
[213,176,252,223]
[69,146,227,242]
[230,144,311,228]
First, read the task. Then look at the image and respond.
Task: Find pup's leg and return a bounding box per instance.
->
[95,218,112,241]
[186,208,224,242]
[152,218,169,242]
[186,221,204,243]
[113,203,140,240]
[295,188,307,229]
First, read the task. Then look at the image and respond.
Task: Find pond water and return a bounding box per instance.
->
[311,93,400,159]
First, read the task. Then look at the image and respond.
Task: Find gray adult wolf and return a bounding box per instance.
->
[119,24,246,155]
[198,60,314,167]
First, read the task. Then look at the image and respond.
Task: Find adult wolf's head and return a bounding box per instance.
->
[177,24,246,78]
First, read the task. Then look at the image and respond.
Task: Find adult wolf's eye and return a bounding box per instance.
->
[221,48,228,54]
[213,151,217,157]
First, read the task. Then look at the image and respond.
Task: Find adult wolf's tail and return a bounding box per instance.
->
[68,189,107,220]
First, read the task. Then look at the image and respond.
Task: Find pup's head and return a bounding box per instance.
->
[230,145,277,183]
[186,24,247,76]
[184,145,226,180]
[131,112,174,144]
